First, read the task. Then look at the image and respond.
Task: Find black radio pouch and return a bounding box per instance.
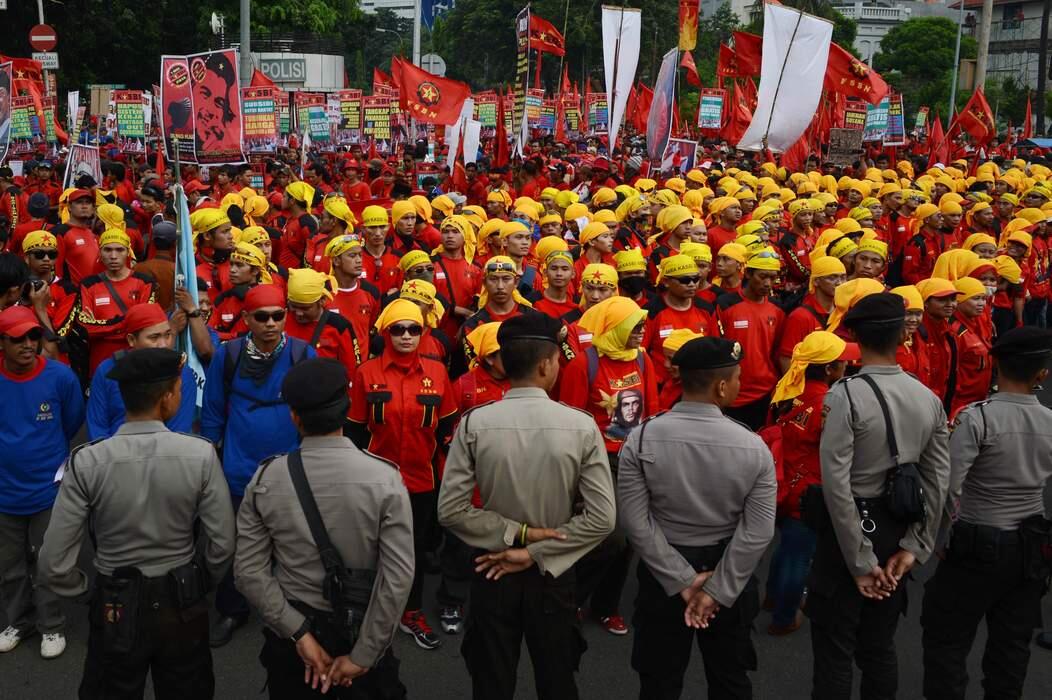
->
[168,561,209,618]
[99,566,143,655]
[1019,514,1052,584]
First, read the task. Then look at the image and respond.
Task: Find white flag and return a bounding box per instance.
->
[737,4,832,152]
[462,120,482,165]
[602,5,642,155]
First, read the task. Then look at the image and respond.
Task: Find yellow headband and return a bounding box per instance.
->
[325,234,363,259]
[99,229,131,249]
[614,249,647,273]
[375,298,424,331]
[287,267,337,304]
[580,263,619,288]
[399,250,432,272]
[657,254,699,284]
[22,230,58,253]
[772,331,850,404]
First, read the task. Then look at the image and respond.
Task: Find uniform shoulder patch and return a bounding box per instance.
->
[557,401,596,419]
[254,453,287,482]
[362,448,401,471]
[171,431,216,446]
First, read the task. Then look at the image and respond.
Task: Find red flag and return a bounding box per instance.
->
[373,67,393,90]
[155,143,165,178]
[680,51,701,88]
[954,86,996,144]
[626,85,638,126]
[928,111,949,168]
[250,68,277,88]
[494,88,510,167]
[1022,93,1033,140]
[1,56,68,145]
[678,0,699,51]
[823,42,888,106]
[717,44,743,79]
[732,32,763,76]
[561,64,571,95]
[741,78,758,111]
[555,96,567,142]
[391,56,471,125]
[634,84,654,134]
[528,15,566,57]
[722,83,753,144]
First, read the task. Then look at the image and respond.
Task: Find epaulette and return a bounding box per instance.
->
[171,431,216,446]
[557,401,596,419]
[361,448,401,471]
[255,453,286,482]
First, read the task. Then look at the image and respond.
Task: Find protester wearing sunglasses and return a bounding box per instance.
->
[349,299,458,652]
[20,231,76,361]
[0,304,84,660]
[201,283,317,648]
[285,268,361,380]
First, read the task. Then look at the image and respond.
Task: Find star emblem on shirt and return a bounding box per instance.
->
[422,377,433,389]
[598,389,619,417]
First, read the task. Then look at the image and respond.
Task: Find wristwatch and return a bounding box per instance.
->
[290,619,310,643]
[186,309,202,319]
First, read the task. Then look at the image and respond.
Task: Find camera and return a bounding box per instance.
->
[21,277,45,303]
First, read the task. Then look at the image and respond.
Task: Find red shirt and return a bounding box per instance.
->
[453,366,509,412]
[349,352,457,493]
[949,315,992,421]
[279,212,319,269]
[919,315,953,402]
[897,332,931,384]
[285,309,362,377]
[53,223,101,286]
[774,229,814,288]
[558,350,659,454]
[706,226,737,256]
[433,254,483,337]
[210,285,252,341]
[643,296,719,359]
[341,180,372,203]
[9,217,49,253]
[78,272,157,375]
[533,294,579,319]
[901,229,954,285]
[196,259,233,302]
[716,293,785,407]
[778,294,829,358]
[778,380,828,519]
[330,282,381,349]
[1026,236,1049,301]
[362,247,403,295]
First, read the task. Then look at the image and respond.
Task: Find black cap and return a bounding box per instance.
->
[73,174,97,189]
[106,348,185,384]
[496,312,562,346]
[842,292,906,328]
[152,221,177,243]
[142,183,167,201]
[991,327,1052,358]
[27,193,50,218]
[282,358,349,412]
[673,337,742,371]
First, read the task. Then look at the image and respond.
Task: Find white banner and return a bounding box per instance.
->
[462,120,482,165]
[67,91,79,134]
[602,5,641,155]
[737,4,832,152]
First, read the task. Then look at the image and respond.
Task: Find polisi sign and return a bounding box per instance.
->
[258,58,306,83]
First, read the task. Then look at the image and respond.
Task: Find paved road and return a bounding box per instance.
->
[3,543,1052,699]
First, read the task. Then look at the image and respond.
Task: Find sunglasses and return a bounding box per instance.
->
[671,276,702,285]
[29,250,58,260]
[389,323,423,337]
[9,328,44,343]
[251,310,286,323]
[413,265,435,274]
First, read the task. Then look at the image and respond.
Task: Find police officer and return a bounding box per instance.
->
[921,326,1052,699]
[618,336,777,699]
[37,348,236,699]
[809,292,951,699]
[235,358,414,699]
[437,313,617,700]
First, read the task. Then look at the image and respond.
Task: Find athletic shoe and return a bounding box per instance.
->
[0,626,23,653]
[40,633,66,659]
[400,610,442,650]
[600,615,628,636]
[439,606,463,634]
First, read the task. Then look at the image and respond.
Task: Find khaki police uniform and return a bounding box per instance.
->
[437,386,617,700]
[38,420,236,699]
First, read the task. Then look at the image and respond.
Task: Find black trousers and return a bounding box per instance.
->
[461,565,586,700]
[407,490,437,611]
[574,453,630,617]
[79,578,213,700]
[630,551,759,700]
[215,495,249,621]
[724,393,772,432]
[921,534,1046,700]
[436,530,473,608]
[806,505,908,700]
[260,626,405,700]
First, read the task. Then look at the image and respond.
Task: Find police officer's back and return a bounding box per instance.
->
[809,293,950,700]
[235,358,414,698]
[38,348,236,700]
[921,326,1052,699]
[618,336,777,699]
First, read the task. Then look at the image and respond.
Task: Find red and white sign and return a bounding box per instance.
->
[29,24,58,52]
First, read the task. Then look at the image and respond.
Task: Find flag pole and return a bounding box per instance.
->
[558,0,570,95]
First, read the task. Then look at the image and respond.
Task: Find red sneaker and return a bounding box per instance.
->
[600,615,629,636]
[399,610,442,650]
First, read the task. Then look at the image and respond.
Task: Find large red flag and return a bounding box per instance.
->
[561,63,571,95]
[678,0,699,51]
[250,68,277,88]
[732,32,763,76]
[722,83,753,144]
[528,15,566,57]
[717,44,742,80]
[823,42,888,106]
[954,86,996,144]
[373,67,393,90]
[494,88,510,167]
[1,55,68,145]
[1022,93,1033,140]
[634,83,654,134]
[928,111,949,168]
[391,56,471,125]
[680,51,701,88]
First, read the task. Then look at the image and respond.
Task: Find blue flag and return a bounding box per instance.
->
[174,184,207,407]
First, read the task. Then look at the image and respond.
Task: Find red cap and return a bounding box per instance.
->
[244,284,286,312]
[69,188,94,203]
[0,306,42,338]
[838,343,861,363]
[184,179,210,194]
[593,157,610,171]
[342,158,360,170]
[123,303,169,335]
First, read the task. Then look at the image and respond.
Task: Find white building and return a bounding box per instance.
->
[360,0,415,20]
[950,0,1050,90]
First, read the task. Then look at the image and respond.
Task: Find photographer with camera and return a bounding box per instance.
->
[235,358,413,698]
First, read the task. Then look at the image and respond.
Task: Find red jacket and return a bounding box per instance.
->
[716,293,785,407]
[949,314,992,421]
[777,380,828,519]
[279,212,319,269]
[78,272,157,375]
[919,316,954,404]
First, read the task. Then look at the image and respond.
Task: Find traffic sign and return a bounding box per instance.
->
[33,52,59,70]
[420,53,446,77]
[29,24,57,52]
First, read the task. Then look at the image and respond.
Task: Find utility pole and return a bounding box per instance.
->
[1038,0,1051,135]
[975,0,993,87]
[239,0,252,86]
[412,0,422,67]
[948,0,965,118]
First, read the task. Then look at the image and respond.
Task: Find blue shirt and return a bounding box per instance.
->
[0,358,85,515]
[201,337,315,496]
[86,356,198,440]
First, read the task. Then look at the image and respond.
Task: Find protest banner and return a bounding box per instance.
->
[0,63,11,163]
[698,89,725,131]
[363,95,393,153]
[862,95,889,142]
[295,92,329,145]
[914,105,929,139]
[337,89,363,143]
[160,56,196,162]
[63,143,101,189]
[513,7,531,152]
[9,95,36,155]
[586,93,608,134]
[186,49,245,165]
[827,127,863,166]
[843,99,867,130]
[114,89,146,152]
[241,86,278,153]
[884,92,905,146]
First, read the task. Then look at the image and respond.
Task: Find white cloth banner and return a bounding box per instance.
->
[462,120,481,165]
[67,91,79,133]
[602,5,641,156]
[737,4,832,152]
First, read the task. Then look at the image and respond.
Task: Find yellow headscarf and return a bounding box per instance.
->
[954,277,987,301]
[578,296,647,361]
[286,181,315,207]
[440,214,477,263]
[479,255,533,309]
[244,195,269,223]
[22,230,58,253]
[239,226,271,250]
[656,254,699,285]
[231,242,273,285]
[680,241,713,264]
[663,329,704,353]
[99,229,131,249]
[287,267,337,304]
[827,278,886,331]
[361,205,389,228]
[932,248,979,282]
[855,239,888,261]
[580,221,611,246]
[189,208,231,236]
[614,249,647,274]
[994,255,1022,284]
[399,279,445,328]
[374,298,423,331]
[466,321,501,368]
[745,248,782,271]
[808,256,847,293]
[392,200,417,226]
[97,203,127,231]
[325,234,363,259]
[399,250,433,273]
[772,331,849,404]
[890,285,923,312]
[323,197,357,228]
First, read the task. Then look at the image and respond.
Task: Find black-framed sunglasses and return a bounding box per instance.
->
[29,250,58,261]
[9,328,44,343]
[671,275,701,285]
[413,265,435,274]
[389,323,423,337]
[252,310,286,323]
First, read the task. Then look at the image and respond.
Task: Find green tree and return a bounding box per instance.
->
[873,17,976,118]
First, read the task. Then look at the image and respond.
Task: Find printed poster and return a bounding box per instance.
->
[586,93,608,133]
[295,92,329,144]
[863,96,890,142]
[337,89,363,144]
[186,49,246,165]
[63,143,102,189]
[844,100,867,131]
[363,95,392,152]
[114,90,146,153]
[9,95,37,155]
[160,56,197,162]
[241,86,278,153]
[698,89,725,131]
[884,93,905,146]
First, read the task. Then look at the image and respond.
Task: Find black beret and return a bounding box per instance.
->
[152,221,177,243]
[673,337,742,371]
[282,358,349,412]
[842,292,905,328]
[497,311,562,346]
[106,348,185,384]
[991,326,1052,358]
[27,193,50,218]
[141,184,167,201]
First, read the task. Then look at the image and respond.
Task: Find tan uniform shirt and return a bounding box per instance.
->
[820,365,950,577]
[437,387,616,578]
[38,421,235,596]
[618,402,777,607]
[234,436,413,668]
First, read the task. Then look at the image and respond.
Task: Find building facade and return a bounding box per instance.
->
[951,0,1050,90]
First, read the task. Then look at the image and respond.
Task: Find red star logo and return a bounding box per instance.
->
[850,61,868,79]
[417,82,440,107]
